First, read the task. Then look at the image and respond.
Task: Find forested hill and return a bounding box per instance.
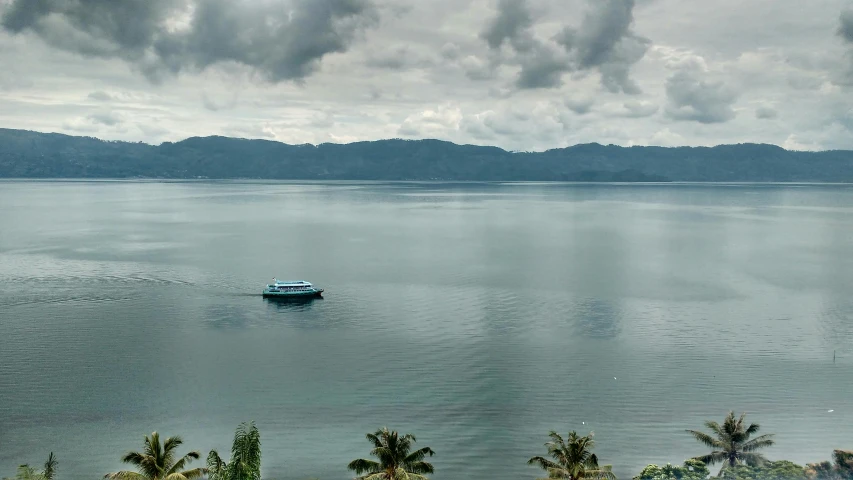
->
[2,128,853,182]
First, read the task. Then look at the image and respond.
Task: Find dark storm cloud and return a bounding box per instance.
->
[665,70,738,124]
[2,0,183,58]
[555,0,649,94]
[480,0,535,52]
[839,9,853,44]
[1,0,379,82]
[838,9,853,86]
[515,43,569,88]
[480,0,648,93]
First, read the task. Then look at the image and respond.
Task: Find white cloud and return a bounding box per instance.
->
[0,0,852,150]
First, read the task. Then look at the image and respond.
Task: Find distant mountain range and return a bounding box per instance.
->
[2,128,853,182]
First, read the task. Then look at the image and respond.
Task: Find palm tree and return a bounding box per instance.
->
[528,431,616,480]
[3,453,57,480]
[207,422,262,480]
[347,427,435,480]
[104,432,206,480]
[686,411,775,472]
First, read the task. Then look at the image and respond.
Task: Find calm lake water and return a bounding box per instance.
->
[1,181,852,480]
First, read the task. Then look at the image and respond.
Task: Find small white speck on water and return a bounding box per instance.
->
[828,409,834,413]
[614,377,617,380]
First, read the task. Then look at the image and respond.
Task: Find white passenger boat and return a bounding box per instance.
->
[263,279,324,298]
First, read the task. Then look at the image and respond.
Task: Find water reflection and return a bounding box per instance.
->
[263,296,322,313]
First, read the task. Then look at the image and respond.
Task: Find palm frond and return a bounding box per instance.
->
[348,459,382,474]
[704,421,724,437]
[120,452,147,467]
[103,471,147,480]
[206,450,227,480]
[528,456,563,470]
[394,467,429,480]
[744,423,760,436]
[741,434,774,452]
[548,431,566,445]
[231,422,262,480]
[167,452,200,476]
[692,452,728,466]
[589,466,617,480]
[174,467,207,480]
[12,465,37,480]
[361,473,389,480]
[740,453,769,467]
[686,430,722,449]
[403,447,435,464]
[366,433,383,449]
[405,461,435,475]
[41,453,57,480]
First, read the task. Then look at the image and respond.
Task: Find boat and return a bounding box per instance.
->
[263,278,324,299]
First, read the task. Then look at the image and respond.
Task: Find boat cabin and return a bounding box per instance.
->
[267,279,314,291]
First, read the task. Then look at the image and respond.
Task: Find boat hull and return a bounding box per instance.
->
[262,289,323,299]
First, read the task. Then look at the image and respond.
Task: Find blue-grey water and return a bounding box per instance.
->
[1,181,851,480]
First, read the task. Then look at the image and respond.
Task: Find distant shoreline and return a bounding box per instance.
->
[4,178,853,186]
[3,127,853,182]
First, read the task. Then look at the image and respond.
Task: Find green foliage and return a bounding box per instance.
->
[347,427,435,480]
[634,459,710,480]
[687,411,775,471]
[807,451,853,480]
[716,460,807,480]
[528,431,617,480]
[207,422,262,480]
[104,432,205,479]
[3,453,57,480]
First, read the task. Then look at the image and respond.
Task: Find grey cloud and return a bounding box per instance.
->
[397,123,420,136]
[665,70,738,124]
[460,55,496,81]
[87,110,123,126]
[622,100,657,118]
[480,0,534,52]
[837,9,853,86]
[87,91,113,101]
[1,0,379,83]
[755,106,778,119]
[565,97,594,115]
[480,0,647,92]
[515,43,569,89]
[365,46,430,70]
[558,0,636,67]
[2,0,181,59]
[481,0,568,89]
[440,42,461,61]
[202,92,237,112]
[840,9,853,44]
[555,0,649,94]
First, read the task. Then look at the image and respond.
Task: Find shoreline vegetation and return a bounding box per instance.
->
[4,412,851,480]
[4,128,853,182]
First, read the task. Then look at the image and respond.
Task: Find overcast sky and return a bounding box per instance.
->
[1,0,852,151]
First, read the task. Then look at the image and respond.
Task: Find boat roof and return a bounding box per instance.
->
[273,278,312,286]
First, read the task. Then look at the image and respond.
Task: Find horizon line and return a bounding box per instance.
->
[2,126,847,154]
